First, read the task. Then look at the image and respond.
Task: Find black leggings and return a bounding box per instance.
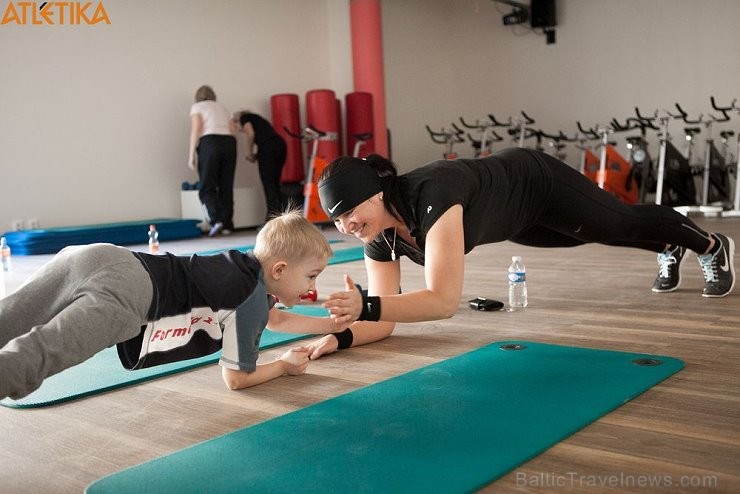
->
[197,134,237,229]
[510,152,712,254]
[257,139,287,216]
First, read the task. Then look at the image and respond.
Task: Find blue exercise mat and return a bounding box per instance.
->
[85,341,684,494]
[0,306,327,409]
[3,219,202,255]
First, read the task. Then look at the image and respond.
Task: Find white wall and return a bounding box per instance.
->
[1,0,739,231]
[0,0,351,230]
[383,0,740,170]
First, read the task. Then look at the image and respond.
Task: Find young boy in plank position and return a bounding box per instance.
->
[0,210,343,400]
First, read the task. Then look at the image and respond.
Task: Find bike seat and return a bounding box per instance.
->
[720,130,735,139]
[353,132,373,141]
[684,127,701,136]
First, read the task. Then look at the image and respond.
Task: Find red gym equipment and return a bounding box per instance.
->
[345,91,375,157]
[270,94,304,184]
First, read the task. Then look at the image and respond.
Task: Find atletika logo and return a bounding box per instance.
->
[1,1,111,25]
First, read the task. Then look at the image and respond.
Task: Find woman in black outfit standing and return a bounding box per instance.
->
[238,111,288,218]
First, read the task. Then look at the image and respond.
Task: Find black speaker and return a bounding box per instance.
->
[530,0,556,28]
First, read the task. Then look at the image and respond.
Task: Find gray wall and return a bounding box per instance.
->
[1,0,739,231]
[384,0,740,170]
[0,0,352,230]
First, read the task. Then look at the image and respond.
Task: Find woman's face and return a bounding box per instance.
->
[332,193,385,243]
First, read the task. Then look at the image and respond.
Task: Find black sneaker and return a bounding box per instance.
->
[698,233,735,298]
[652,245,685,292]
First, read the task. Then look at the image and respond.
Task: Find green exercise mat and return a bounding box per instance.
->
[1,306,327,409]
[192,240,356,262]
[327,245,364,264]
[85,341,683,494]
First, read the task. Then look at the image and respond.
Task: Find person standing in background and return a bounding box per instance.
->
[189,85,237,236]
[238,111,288,219]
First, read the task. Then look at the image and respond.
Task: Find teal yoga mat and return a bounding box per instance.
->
[0,306,327,409]
[86,341,683,494]
[192,240,360,264]
[198,245,365,265]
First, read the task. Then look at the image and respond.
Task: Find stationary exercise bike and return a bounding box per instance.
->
[664,101,731,214]
[488,111,536,148]
[426,125,464,159]
[611,112,657,203]
[458,117,503,158]
[284,125,333,223]
[628,106,697,207]
[702,97,735,208]
[576,121,638,204]
[710,97,740,217]
[722,126,740,217]
[540,129,574,162]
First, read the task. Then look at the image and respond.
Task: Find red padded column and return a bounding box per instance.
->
[350,0,388,156]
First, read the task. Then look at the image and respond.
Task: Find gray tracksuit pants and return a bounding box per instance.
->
[0,244,152,400]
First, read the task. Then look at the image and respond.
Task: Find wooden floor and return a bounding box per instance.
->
[1,217,738,493]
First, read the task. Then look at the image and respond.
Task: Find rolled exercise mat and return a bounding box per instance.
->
[270,93,304,184]
[85,341,683,494]
[0,306,327,409]
[345,91,375,157]
[2,219,201,255]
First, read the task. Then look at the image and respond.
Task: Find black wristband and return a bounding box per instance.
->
[332,328,354,350]
[358,294,381,321]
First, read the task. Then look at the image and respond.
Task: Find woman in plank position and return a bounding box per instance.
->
[304,148,735,359]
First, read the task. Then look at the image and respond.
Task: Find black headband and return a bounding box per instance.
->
[318,162,383,219]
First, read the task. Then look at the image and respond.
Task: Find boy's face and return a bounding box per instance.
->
[267,255,328,307]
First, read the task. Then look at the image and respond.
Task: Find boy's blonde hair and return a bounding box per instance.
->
[253,209,333,263]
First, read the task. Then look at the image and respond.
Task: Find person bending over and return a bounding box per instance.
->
[238,111,288,219]
[303,148,735,359]
[0,210,345,400]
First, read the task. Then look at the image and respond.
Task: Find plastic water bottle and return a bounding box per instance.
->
[507,255,527,310]
[1,237,11,272]
[148,224,159,254]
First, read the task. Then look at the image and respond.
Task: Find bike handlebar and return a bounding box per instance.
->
[520,111,536,125]
[487,114,510,127]
[708,96,733,122]
[576,121,600,140]
[283,125,326,140]
[425,125,464,144]
[459,116,493,129]
[669,103,704,124]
